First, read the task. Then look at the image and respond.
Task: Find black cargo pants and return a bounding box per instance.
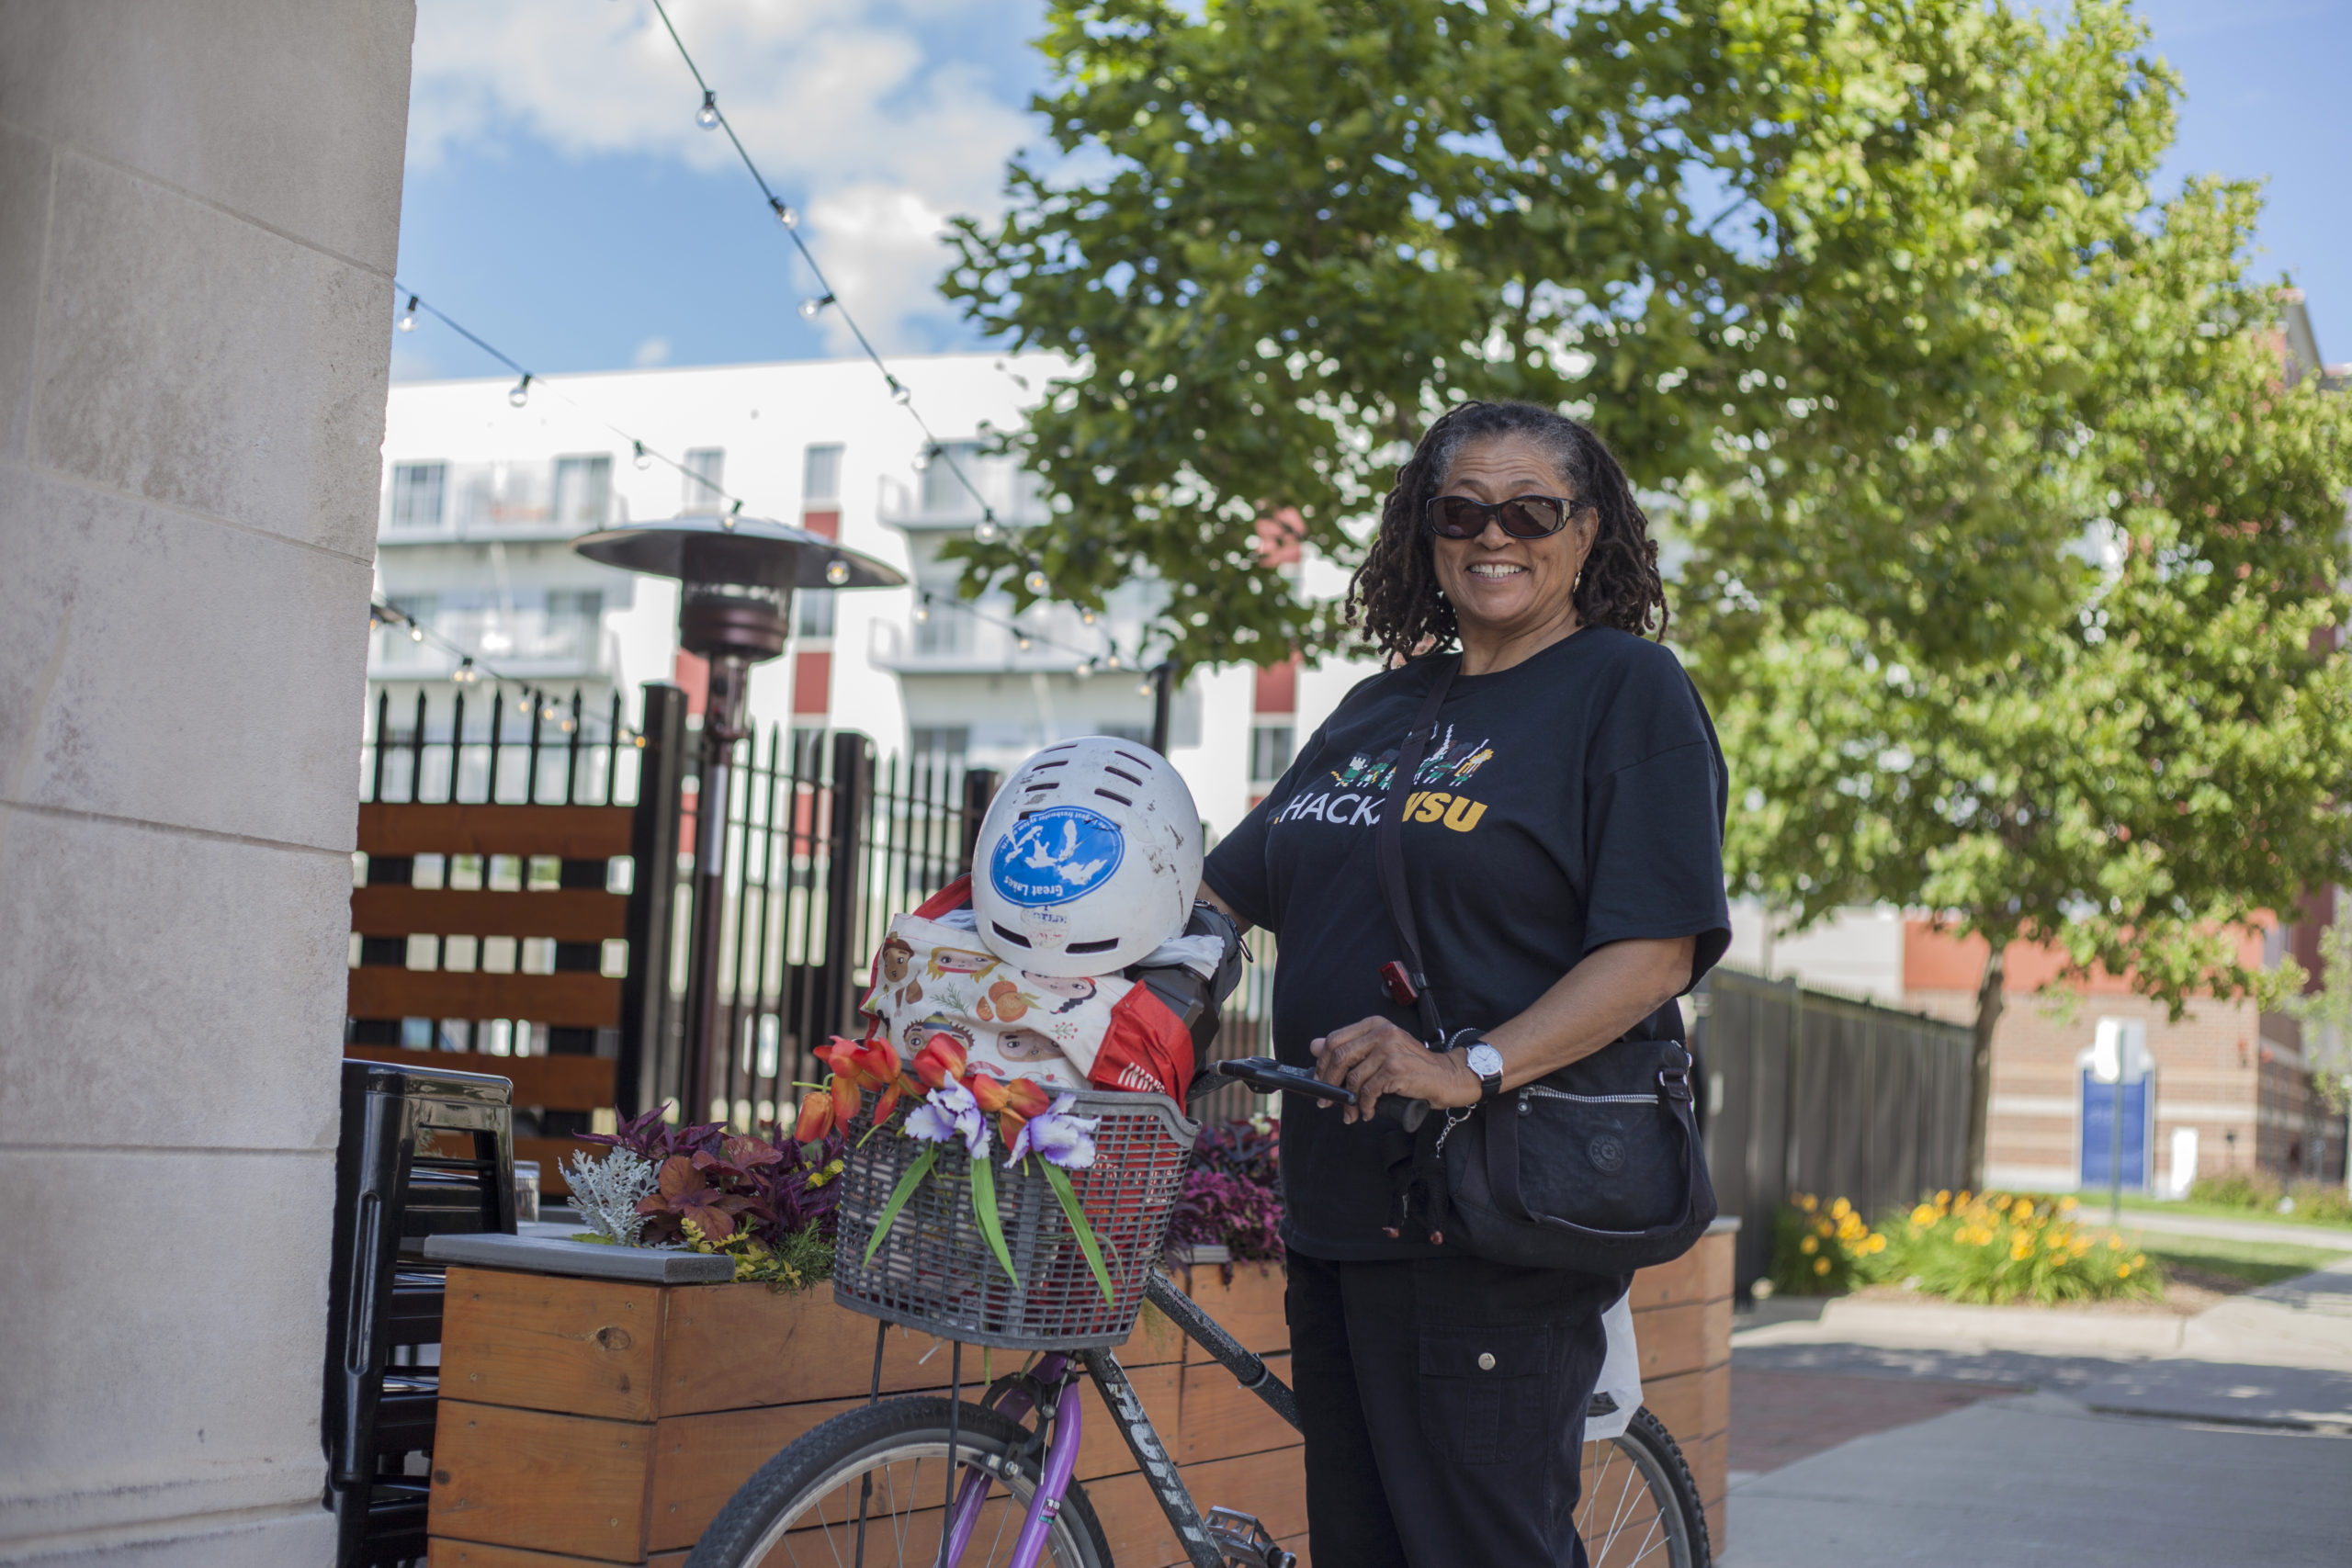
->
[1286,1249,1627,1568]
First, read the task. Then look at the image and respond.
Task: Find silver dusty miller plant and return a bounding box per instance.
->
[563,1147,661,1247]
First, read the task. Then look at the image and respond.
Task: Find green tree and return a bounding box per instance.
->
[1707,177,2352,1180]
[948,0,2174,667]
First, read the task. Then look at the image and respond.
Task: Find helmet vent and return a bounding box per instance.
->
[1068,937,1120,954]
[989,923,1034,948]
[1031,759,1069,771]
[1093,788,1133,806]
[1114,750,1153,769]
[1104,765,1144,786]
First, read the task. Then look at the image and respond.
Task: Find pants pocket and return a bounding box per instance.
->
[1415,1322,1551,1468]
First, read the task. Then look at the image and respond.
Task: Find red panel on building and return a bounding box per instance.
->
[1255,509,1304,565]
[1253,655,1298,715]
[1901,918,2269,996]
[802,509,841,540]
[792,649,832,715]
[673,650,709,717]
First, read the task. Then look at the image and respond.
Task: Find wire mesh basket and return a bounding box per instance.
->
[831,1090,1198,1349]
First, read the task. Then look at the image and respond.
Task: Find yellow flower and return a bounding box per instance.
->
[1956,1190,1973,1206]
[2010,1198,2035,1222]
[1911,1203,1939,1226]
[1800,1235,1820,1255]
[1798,1194,1819,1213]
[2010,1239,2033,1261]
[1935,1190,1952,1207]
[1866,1234,1887,1254]
[1832,1197,1853,1219]
[2058,1196,2079,1211]
[1814,1258,1832,1276]
[2116,1264,2132,1279]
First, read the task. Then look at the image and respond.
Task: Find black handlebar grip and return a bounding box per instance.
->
[1373,1095,1431,1134]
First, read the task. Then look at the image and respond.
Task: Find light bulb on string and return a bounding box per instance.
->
[770,198,798,230]
[1074,659,1094,679]
[508,374,531,408]
[888,378,911,406]
[407,622,424,643]
[1138,679,1154,697]
[695,90,720,130]
[722,500,742,531]
[825,560,851,587]
[632,440,652,470]
[1023,568,1048,595]
[974,517,1002,545]
[1080,608,1098,626]
[398,295,419,333]
[912,597,932,624]
[1103,651,1122,671]
[1016,634,1033,652]
[797,294,834,320]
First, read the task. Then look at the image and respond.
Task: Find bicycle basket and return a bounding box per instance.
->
[831,1090,1198,1350]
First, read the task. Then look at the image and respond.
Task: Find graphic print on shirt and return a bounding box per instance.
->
[1270,723,1498,836]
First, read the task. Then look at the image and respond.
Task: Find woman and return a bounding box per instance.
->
[1197,400,1730,1567]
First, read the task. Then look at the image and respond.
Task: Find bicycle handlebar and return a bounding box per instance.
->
[1206,1056,1430,1133]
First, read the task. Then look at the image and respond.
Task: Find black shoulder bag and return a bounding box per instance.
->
[1374,654,1716,1275]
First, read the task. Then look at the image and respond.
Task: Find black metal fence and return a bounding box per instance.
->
[356,680,1289,1133]
[1694,968,1975,1294]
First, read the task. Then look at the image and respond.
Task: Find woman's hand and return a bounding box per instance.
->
[1309,1018,1477,1125]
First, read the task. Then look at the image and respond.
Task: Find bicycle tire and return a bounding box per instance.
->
[685,1397,1114,1568]
[1577,1405,1713,1568]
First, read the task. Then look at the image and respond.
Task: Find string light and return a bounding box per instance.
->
[1023,569,1050,595]
[368,599,637,743]
[508,374,531,408]
[1016,634,1034,652]
[797,294,833,320]
[398,295,419,333]
[912,597,932,623]
[633,440,651,469]
[1080,608,1097,626]
[824,560,851,586]
[645,0,1036,593]
[408,622,425,643]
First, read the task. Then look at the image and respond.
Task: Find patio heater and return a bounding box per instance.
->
[574,513,905,1123]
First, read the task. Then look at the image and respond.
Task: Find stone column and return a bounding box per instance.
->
[0,4,415,1562]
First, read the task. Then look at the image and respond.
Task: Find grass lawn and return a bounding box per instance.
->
[2131,1233,2346,1289]
[2113,1194,2352,1233]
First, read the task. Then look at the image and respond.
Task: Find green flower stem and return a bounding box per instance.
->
[1042,1160,1115,1305]
[968,1149,1020,1286]
[863,1142,940,1268]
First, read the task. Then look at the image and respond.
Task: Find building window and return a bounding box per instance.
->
[796,591,835,639]
[390,462,447,529]
[913,602,970,655]
[922,442,982,514]
[1250,725,1295,783]
[1097,724,1151,746]
[910,726,968,763]
[805,443,843,503]
[683,447,726,511]
[551,455,612,526]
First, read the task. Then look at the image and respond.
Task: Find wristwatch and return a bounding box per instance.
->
[1453,1030,1505,1103]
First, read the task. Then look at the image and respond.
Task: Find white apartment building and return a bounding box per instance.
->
[371,352,1379,834]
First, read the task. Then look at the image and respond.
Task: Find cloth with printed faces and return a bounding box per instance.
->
[861,875,1194,1100]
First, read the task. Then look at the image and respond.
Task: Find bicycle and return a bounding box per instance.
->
[687,1058,1713,1568]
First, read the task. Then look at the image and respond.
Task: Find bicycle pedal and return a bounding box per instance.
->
[1204,1506,1295,1568]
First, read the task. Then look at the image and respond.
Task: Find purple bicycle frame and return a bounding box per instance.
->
[935,1352,1080,1568]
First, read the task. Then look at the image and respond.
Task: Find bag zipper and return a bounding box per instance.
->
[1519,1085,1657,1107]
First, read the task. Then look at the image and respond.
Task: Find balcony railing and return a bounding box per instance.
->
[369,611,614,679]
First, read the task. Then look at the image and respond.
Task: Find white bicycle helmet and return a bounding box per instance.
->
[971,737,1203,977]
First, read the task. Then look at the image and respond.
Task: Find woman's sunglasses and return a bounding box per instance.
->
[1423,493,1584,540]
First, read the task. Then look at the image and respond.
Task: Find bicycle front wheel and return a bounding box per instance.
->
[685,1397,1114,1568]
[1577,1405,1712,1568]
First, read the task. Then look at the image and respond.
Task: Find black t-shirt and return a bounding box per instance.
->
[1203,628,1732,1260]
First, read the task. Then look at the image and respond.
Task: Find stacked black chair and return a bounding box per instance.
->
[325,1060,517,1567]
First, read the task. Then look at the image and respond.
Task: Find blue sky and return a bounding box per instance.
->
[390,0,2352,382]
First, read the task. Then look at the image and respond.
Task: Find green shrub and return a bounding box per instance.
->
[1877,1190,2163,1305]
[2188,1171,2352,1224]
[1768,1193,1887,1295]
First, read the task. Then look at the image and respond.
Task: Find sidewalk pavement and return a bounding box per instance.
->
[1723,1256,2352,1564]
[1724,1390,2352,1568]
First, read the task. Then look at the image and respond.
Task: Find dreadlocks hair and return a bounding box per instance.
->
[1345,400,1669,661]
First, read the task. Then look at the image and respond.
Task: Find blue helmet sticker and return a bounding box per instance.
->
[989,806,1125,908]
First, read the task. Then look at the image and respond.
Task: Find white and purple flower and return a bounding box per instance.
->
[904,1077,989,1159]
[1006,1094,1100,1169]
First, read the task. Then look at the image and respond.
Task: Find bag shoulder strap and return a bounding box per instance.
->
[1374,655,1461,1043]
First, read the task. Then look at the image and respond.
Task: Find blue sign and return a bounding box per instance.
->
[989,806,1125,908]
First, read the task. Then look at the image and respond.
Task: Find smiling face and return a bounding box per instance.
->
[1429,434,1596,660]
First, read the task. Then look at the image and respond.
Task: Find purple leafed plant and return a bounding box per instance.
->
[586,1110,846,1251]
[1170,1117,1284,1271]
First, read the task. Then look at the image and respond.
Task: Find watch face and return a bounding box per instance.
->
[1466,1043,1504,1078]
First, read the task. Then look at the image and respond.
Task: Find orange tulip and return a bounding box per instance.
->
[966,1072,1012,1114]
[829,1071,864,1122]
[795,1089,836,1142]
[863,1035,901,1084]
[815,1036,865,1079]
[913,1033,968,1089]
[1001,1077,1053,1121]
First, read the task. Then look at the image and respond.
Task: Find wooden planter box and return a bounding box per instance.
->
[426,1223,1734,1567]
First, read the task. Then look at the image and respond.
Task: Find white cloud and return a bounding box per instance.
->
[632,334,673,367]
[407,0,1040,352]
